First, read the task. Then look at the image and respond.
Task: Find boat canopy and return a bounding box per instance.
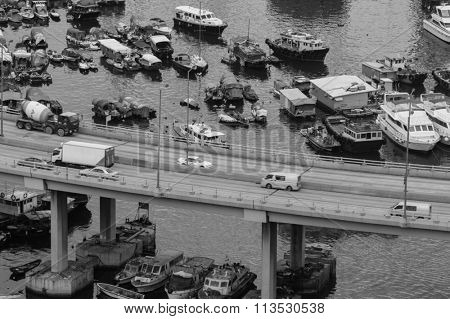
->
[31,49,48,67]
[62,47,81,59]
[221,75,243,89]
[98,39,132,55]
[25,87,50,102]
[67,28,86,40]
[133,40,151,50]
[150,35,170,45]
[140,53,161,64]
[13,49,31,60]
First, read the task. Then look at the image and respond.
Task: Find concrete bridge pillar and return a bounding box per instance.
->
[290,225,305,270]
[51,190,68,273]
[99,197,116,242]
[261,222,277,299]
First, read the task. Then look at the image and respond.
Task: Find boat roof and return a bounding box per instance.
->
[189,123,225,137]
[310,75,377,98]
[175,6,214,15]
[150,35,170,44]
[362,61,398,73]
[126,256,152,267]
[140,54,161,63]
[151,250,183,265]
[98,39,132,54]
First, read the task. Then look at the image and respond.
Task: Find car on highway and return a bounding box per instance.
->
[176,156,213,168]
[260,172,301,191]
[79,166,119,181]
[17,157,54,170]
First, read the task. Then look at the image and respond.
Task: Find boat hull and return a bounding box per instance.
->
[377,115,437,152]
[132,277,167,293]
[165,287,201,299]
[265,39,329,62]
[69,9,100,20]
[96,283,144,299]
[172,60,208,76]
[173,18,227,37]
[423,20,450,43]
[305,135,340,153]
[397,72,428,86]
[432,69,450,91]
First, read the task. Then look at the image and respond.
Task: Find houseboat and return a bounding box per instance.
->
[301,124,341,153]
[0,190,43,217]
[361,61,398,83]
[148,35,173,59]
[417,92,450,145]
[376,92,440,152]
[229,36,267,68]
[310,75,377,113]
[376,56,428,86]
[324,115,384,153]
[148,18,173,38]
[173,6,228,37]
[265,30,329,62]
[131,250,184,293]
[68,0,100,20]
[165,256,214,299]
[279,88,316,119]
[432,67,450,91]
[172,53,208,76]
[198,262,256,299]
[423,3,450,43]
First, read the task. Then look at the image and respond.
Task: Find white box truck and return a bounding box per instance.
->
[51,141,115,168]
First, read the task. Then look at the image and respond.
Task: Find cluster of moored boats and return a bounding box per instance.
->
[0,1,57,26]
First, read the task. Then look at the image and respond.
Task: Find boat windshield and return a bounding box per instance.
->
[439,9,450,17]
[125,265,138,273]
[167,275,194,291]
[151,265,161,274]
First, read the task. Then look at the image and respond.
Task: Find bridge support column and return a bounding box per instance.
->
[51,190,68,273]
[261,222,277,299]
[290,225,305,270]
[100,197,116,242]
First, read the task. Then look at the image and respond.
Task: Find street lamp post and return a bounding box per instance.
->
[0,40,12,137]
[156,88,162,189]
[403,91,414,222]
[185,67,195,160]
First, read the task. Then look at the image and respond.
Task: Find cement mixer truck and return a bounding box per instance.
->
[16,101,80,136]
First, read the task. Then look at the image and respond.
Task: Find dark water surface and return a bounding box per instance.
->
[1,0,450,298]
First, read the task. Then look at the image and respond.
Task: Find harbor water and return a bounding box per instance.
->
[1,0,450,298]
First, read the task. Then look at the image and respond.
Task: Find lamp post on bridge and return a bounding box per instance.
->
[403,90,414,222]
[1,40,13,137]
[185,66,197,161]
[156,84,169,190]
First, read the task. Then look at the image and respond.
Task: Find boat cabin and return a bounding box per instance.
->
[98,39,132,60]
[149,35,173,58]
[362,61,398,82]
[279,29,325,51]
[175,6,217,24]
[378,56,410,72]
[186,122,226,144]
[279,88,316,118]
[0,191,41,216]
[138,250,183,277]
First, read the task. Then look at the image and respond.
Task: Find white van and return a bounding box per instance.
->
[389,201,432,219]
[260,172,301,191]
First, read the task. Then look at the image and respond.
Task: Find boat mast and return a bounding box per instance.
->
[247,19,250,41]
[403,90,414,222]
[199,1,202,58]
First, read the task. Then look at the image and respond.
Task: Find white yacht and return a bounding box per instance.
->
[173,6,228,37]
[174,121,229,147]
[423,3,450,43]
[417,92,450,145]
[376,92,440,152]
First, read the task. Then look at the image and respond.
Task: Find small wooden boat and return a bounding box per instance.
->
[96,283,144,299]
[432,67,450,91]
[88,62,98,71]
[219,111,249,128]
[61,48,81,62]
[243,85,259,102]
[79,61,90,73]
[106,58,124,71]
[180,98,199,109]
[49,9,60,21]
[7,9,23,24]
[341,107,374,118]
[0,8,8,24]
[19,6,35,23]
[9,259,41,276]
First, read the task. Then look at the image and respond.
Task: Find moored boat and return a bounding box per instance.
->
[165,256,214,299]
[49,9,60,21]
[250,103,268,123]
[265,29,329,62]
[19,6,35,23]
[148,17,173,38]
[219,111,249,127]
[61,47,82,62]
[172,53,208,76]
[376,56,428,86]
[324,115,384,153]
[7,9,23,24]
[148,35,173,59]
[423,3,450,43]
[229,36,267,68]
[243,85,258,102]
[173,6,227,37]
[9,259,41,276]
[174,120,229,147]
[198,262,256,299]
[432,67,450,91]
[376,92,440,152]
[0,8,7,24]
[131,250,184,293]
[33,1,49,21]
[137,53,162,71]
[68,0,100,20]
[417,92,450,145]
[279,88,316,119]
[96,283,144,299]
[114,256,152,285]
[301,124,341,153]
[219,74,244,103]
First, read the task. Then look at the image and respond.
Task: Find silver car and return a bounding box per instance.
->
[79,166,119,181]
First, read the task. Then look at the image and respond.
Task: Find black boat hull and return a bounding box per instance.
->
[432,69,450,91]
[265,39,329,62]
[397,72,428,86]
[173,18,227,37]
[69,10,100,20]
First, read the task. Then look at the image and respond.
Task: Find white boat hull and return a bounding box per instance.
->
[423,20,450,43]
[133,277,167,293]
[377,116,437,152]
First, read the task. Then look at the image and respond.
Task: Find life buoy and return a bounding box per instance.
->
[11,195,16,201]
[0,192,4,198]
[24,193,28,199]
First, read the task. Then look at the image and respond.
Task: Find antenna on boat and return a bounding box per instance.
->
[403,88,414,222]
[247,19,250,41]
[199,1,202,59]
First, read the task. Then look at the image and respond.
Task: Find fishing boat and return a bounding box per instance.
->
[148,35,173,59]
[324,115,384,153]
[204,84,224,104]
[423,3,450,43]
[265,29,329,62]
[114,256,152,285]
[432,67,450,91]
[229,35,267,68]
[172,53,208,77]
[96,283,144,299]
[341,107,375,118]
[9,259,41,276]
[7,9,23,24]
[78,60,89,73]
[61,48,82,62]
[131,250,184,293]
[30,28,48,50]
[19,6,35,23]
[180,98,199,109]
[376,56,428,86]
[47,50,64,63]
[198,262,257,299]
[165,256,215,299]
[88,61,98,71]
[0,8,7,24]
[173,6,228,37]
[68,0,101,20]
[219,74,244,103]
[376,92,440,152]
[301,124,341,153]
[417,92,450,145]
[33,1,49,21]
[148,18,173,38]
[250,103,268,123]
[49,9,60,21]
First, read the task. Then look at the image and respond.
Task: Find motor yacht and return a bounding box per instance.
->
[417,92,450,145]
[423,3,450,43]
[376,92,440,152]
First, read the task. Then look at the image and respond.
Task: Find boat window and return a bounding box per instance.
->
[220,281,228,287]
[195,15,200,20]
[360,133,366,139]
[415,125,422,131]
[211,14,215,18]
[201,15,207,19]
[265,174,273,179]
[428,125,433,131]
[371,132,377,138]
[409,126,415,132]
[152,265,161,274]
[205,279,210,286]
[356,134,361,139]
[207,14,211,18]
[210,280,220,287]
[378,132,382,137]
[421,125,428,131]
[141,264,148,273]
